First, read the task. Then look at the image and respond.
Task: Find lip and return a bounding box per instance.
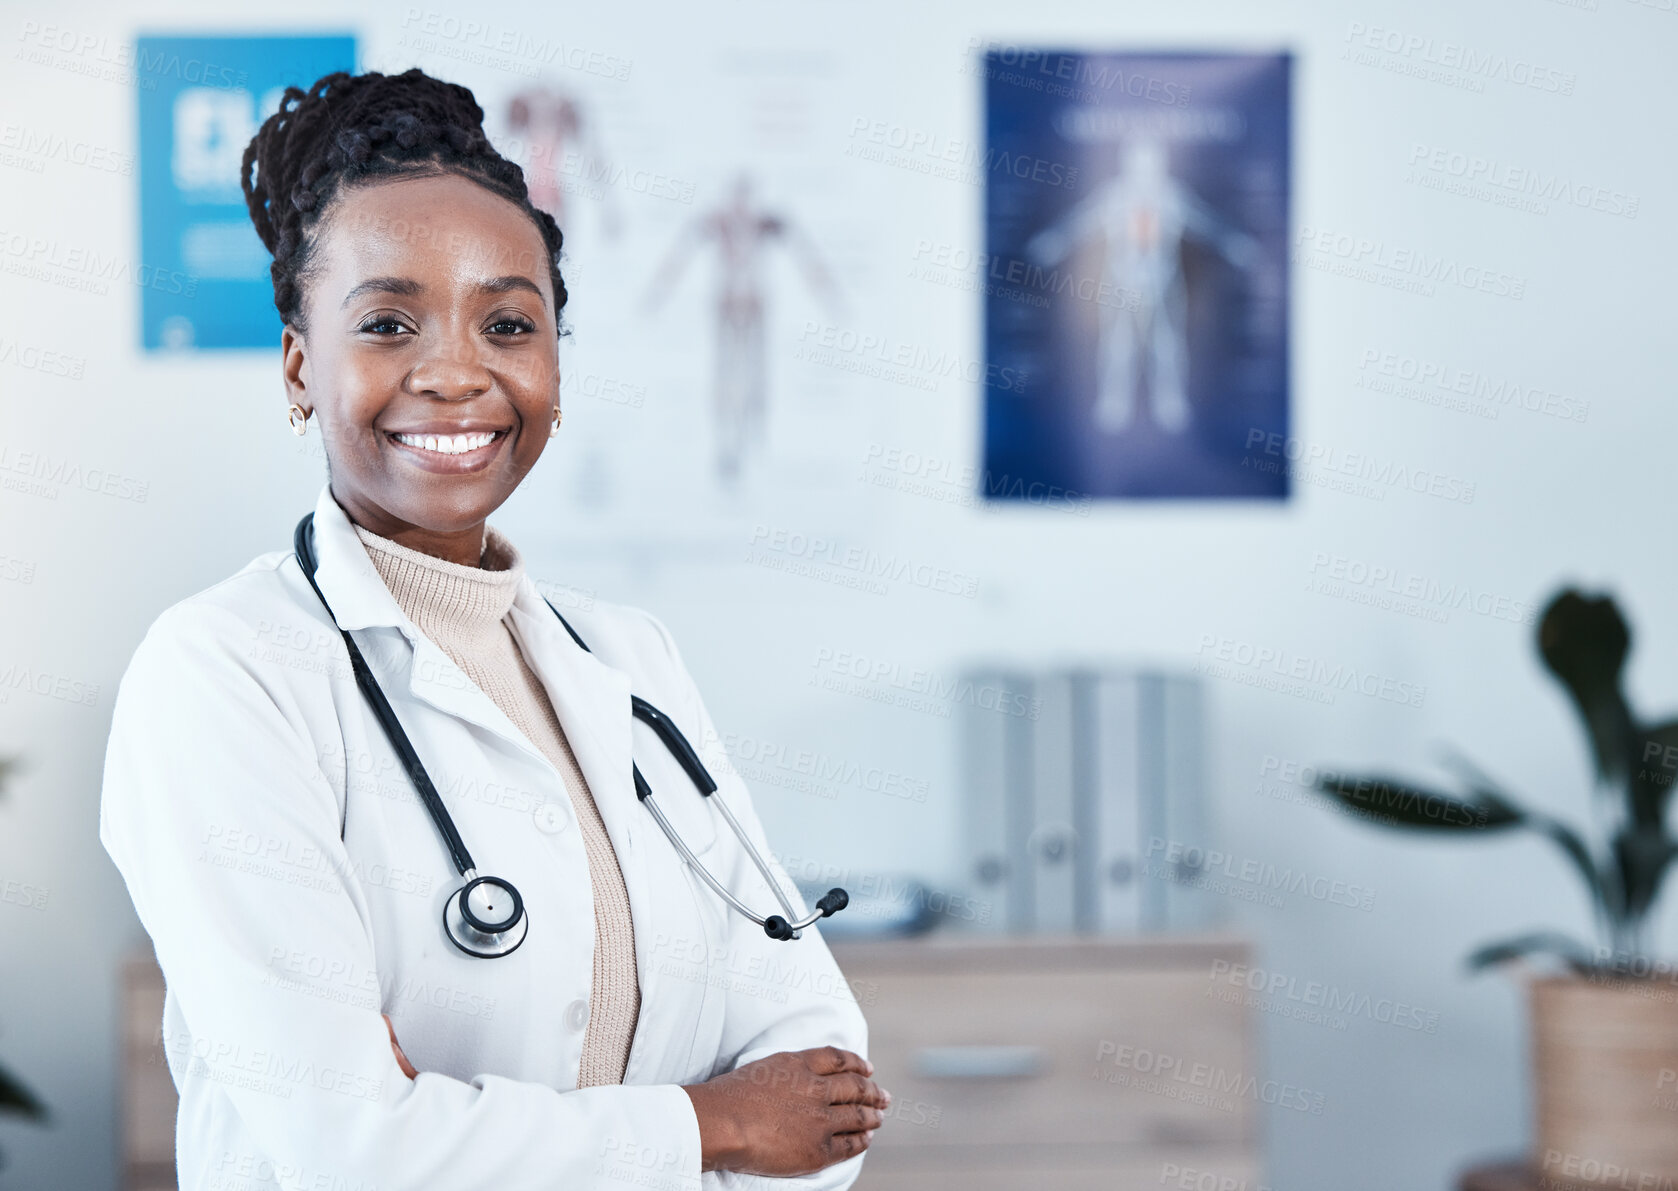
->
[384,426,513,475]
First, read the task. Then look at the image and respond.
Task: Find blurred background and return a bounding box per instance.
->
[2,1,1674,1188]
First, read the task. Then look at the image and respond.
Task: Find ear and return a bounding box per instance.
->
[281,324,309,409]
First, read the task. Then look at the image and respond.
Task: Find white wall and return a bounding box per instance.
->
[2,1,1672,1188]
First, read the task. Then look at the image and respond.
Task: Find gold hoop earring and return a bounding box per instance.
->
[550,405,563,437]
[288,404,310,436]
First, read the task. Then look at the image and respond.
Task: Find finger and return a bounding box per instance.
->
[821,1128,872,1165]
[824,1072,889,1108]
[827,1103,885,1134]
[802,1046,871,1077]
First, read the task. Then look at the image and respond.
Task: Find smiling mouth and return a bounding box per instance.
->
[388,430,506,456]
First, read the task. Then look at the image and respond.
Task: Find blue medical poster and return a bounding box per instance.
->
[982,52,1291,499]
[138,34,357,350]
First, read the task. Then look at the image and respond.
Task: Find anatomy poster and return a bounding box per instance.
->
[982,52,1291,499]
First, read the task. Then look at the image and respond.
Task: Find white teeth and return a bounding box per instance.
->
[393,431,498,455]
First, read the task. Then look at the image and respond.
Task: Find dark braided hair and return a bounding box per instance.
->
[240,67,568,333]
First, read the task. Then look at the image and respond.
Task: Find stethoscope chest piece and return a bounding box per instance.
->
[443,873,529,959]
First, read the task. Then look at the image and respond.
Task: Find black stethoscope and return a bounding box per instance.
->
[294,513,848,959]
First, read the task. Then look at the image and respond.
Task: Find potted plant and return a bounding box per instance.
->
[0,756,47,1172]
[1314,590,1678,1189]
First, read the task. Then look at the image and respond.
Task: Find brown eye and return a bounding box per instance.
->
[488,317,536,335]
[359,317,409,335]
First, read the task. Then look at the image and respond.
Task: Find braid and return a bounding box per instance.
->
[240,67,568,332]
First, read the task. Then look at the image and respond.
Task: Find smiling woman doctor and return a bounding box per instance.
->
[98,68,886,1191]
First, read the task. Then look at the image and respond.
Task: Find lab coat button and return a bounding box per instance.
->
[534,803,568,834]
[565,998,590,1032]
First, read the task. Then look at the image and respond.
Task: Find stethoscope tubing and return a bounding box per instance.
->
[290,513,846,950]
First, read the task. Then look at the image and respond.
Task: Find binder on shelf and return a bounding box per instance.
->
[959,665,1210,936]
[961,669,1025,933]
[1029,672,1077,934]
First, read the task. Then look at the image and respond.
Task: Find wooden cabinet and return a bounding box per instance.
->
[120,954,176,1191]
[829,935,1260,1190]
[123,936,1257,1190]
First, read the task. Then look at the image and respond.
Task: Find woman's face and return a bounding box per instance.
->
[281,172,560,560]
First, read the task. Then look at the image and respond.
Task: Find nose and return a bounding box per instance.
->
[406,331,492,400]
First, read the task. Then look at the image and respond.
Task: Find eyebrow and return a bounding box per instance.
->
[340,275,549,309]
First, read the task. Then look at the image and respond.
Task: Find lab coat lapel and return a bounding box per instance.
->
[506,592,674,1071]
[504,594,639,848]
[303,482,559,760]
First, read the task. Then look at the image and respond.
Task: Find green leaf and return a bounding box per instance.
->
[1314,774,1520,831]
[1537,590,1636,786]
[1466,930,1597,975]
[1630,719,1678,827]
[1613,829,1678,925]
[0,1061,46,1120]
[1317,770,1610,922]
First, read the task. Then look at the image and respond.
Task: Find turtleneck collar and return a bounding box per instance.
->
[350,521,525,641]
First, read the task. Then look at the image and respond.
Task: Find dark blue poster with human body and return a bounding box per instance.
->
[982,51,1291,500]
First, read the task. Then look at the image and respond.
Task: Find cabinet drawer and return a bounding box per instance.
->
[835,939,1254,1155]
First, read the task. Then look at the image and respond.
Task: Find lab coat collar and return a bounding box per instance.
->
[306,482,417,633]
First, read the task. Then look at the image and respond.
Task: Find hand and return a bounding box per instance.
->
[384,1013,417,1080]
[682,1047,889,1176]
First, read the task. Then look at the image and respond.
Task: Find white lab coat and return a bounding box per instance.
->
[99,482,869,1191]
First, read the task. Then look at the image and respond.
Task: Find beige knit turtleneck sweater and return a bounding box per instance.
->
[351,520,639,1088]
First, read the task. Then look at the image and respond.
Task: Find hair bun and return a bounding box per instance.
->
[239,67,566,331]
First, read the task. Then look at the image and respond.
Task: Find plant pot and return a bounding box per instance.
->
[1531,975,1678,1188]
